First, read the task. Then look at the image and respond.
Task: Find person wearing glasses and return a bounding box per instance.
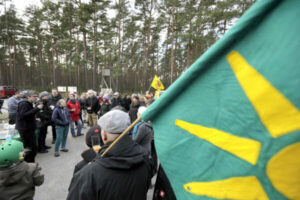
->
[16,90,43,163]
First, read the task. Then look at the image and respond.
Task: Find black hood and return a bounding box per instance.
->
[96,135,147,170]
[81,149,97,163]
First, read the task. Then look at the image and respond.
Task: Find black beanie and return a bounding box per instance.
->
[85,125,103,148]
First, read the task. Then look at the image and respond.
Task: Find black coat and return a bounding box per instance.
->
[36,100,52,128]
[129,102,140,123]
[16,100,40,131]
[111,97,123,109]
[134,122,153,155]
[48,94,63,106]
[79,98,86,110]
[153,165,177,200]
[85,96,100,114]
[67,135,149,200]
[73,149,97,174]
[122,98,131,111]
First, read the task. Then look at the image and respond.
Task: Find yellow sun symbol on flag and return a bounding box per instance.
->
[175,51,300,200]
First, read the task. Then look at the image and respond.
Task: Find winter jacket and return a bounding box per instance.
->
[122,97,131,111]
[67,135,149,200]
[100,102,111,116]
[0,161,44,200]
[7,96,21,114]
[48,94,63,107]
[35,100,52,128]
[73,149,97,174]
[85,96,100,114]
[134,122,153,155]
[153,165,177,200]
[129,102,140,123]
[79,98,86,110]
[67,100,81,121]
[51,106,71,126]
[111,97,123,108]
[15,100,40,131]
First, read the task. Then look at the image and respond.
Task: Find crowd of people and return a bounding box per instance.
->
[0,88,168,200]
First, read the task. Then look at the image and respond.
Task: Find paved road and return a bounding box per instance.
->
[34,127,154,200]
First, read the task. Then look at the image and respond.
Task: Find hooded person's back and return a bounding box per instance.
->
[0,162,44,200]
[67,134,149,200]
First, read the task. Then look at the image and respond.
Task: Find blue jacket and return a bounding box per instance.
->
[51,106,71,126]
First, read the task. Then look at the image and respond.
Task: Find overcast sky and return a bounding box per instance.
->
[10,0,42,15]
[3,0,90,16]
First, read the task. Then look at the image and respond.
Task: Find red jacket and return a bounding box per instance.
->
[67,100,81,121]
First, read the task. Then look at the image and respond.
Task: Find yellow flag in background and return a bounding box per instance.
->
[151,75,164,90]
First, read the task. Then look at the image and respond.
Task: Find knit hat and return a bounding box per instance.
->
[98,110,130,134]
[85,126,102,148]
[39,91,49,99]
[103,94,109,100]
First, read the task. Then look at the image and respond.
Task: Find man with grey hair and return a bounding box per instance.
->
[67,110,149,200]
[16,90,43,162]
[85,90,100,127]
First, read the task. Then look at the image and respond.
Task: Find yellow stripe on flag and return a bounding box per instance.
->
[227,51,300,138]
[184,176,269,200]
[175,119,261,165]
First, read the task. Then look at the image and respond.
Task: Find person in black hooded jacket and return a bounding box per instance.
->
[16,90,43,163]
[36,91,53,153]
[67,110,149,200]
[73,125,103,174]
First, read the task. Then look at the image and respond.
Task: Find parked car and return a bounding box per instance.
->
[0,86,17,98]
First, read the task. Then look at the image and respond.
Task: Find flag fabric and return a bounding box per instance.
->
[151,75,165,90]
[141,0,300,199]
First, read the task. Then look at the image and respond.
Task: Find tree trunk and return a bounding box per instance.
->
[50,32,56,88]
[118,0,121,64]
[83,30,88,89]
[5,4,13,85]
[13,37,16,87]
[170,5,175,84]
[79,0,89,90]
[93,9,97,90]
[186,0,194,68]
[164,16,171,83]
[144,0,153,90]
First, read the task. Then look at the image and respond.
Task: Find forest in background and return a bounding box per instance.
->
[0,0,255,93]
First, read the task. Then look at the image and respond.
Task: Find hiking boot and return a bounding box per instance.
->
[60,148,69,152]
[54,152,60,157]
[77,133,84,137]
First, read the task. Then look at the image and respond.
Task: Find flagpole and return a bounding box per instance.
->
[148,84,152,92]
[101,116,142,157]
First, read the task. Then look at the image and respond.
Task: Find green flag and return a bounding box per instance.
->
[141,0,300,199]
